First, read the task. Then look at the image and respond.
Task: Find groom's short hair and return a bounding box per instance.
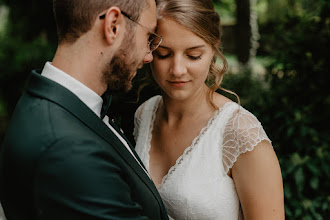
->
[53,0,149,44]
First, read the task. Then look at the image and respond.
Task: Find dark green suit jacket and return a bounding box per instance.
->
[0,70,168,220]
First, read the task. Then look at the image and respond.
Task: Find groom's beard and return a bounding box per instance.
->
[102,32,140,93]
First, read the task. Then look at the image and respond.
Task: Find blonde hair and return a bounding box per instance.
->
[139,0,239,108]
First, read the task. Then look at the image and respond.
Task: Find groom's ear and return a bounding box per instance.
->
[102,7,125,45]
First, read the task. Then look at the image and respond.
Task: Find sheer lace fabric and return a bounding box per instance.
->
[222,106,272,174]
[134,96,271,220]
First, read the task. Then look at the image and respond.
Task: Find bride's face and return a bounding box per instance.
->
[151,18,215,101]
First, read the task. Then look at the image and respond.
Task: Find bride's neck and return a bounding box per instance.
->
[161,86,214,122]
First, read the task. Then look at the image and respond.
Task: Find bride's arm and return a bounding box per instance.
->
[232,140,285,219]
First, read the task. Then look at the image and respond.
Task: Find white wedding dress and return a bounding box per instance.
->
[0,203,6,220]
[134,96,271,220]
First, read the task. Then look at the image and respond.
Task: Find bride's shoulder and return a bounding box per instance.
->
[211,93,263,129]
[212,92,237,109]
[135,95,162,116]
[140,95,161,109]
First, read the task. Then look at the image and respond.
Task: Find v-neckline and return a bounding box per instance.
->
[146,97,232,189]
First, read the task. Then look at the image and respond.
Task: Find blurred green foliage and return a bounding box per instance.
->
[221,0,330,218]
[213,0,236,25]
[0,0,329,219]
[0,0,56,118]
[262,1,330,218]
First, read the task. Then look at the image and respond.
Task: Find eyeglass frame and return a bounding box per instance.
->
[99,11,162,52]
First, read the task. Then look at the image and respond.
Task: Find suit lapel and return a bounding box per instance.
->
[107,118,147,170]
[27,71,166,217]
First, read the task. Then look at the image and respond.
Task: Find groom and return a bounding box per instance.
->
[0,0,167,219]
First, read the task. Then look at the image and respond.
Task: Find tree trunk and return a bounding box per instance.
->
[236,0,251,64]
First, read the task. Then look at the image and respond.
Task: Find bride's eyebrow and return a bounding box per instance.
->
[157,45,206,50]
[158,45,171,50]
[186,45,206,51]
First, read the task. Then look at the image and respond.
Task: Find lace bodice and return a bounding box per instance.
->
[134,96,271,220]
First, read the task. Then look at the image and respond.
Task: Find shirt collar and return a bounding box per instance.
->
[41,62,103,117]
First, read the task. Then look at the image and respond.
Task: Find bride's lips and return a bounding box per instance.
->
[168,80,190,87]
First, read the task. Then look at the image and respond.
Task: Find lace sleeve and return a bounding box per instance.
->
[222,107,271,173]
[133,102,146,142]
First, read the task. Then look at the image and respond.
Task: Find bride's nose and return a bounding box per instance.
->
[170,56,187,77]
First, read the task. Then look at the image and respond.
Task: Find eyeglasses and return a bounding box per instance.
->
[99,11,162,52]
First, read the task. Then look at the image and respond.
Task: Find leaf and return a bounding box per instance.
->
[314,214,323,220]
[287,126,295,137]
[294,167,305,192]
[310,177,319,190]
[284,184,292,199]
[306,162,320,176]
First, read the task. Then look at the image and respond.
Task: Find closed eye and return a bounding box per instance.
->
[188,55,202,60]
[154,51,171,59]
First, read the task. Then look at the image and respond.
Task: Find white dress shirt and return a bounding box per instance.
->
[41,62,149,177]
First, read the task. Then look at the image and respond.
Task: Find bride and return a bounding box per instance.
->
[134,0,285,219]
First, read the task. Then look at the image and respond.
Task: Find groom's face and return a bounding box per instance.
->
[102,0,157,92]
[102,30,139,93]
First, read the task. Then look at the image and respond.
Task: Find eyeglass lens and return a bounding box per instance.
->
[149,35,162,51]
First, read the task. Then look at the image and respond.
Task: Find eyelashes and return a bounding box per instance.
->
[155,52,202,61]
[188,55,202,60]
[156,54,171,59]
